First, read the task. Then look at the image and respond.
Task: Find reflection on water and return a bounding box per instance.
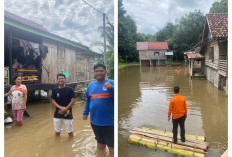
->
[5,100,109,157]
[119,66,227,157]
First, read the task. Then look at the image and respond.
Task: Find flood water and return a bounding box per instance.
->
[5,99,110,157]
[119,66,228,157]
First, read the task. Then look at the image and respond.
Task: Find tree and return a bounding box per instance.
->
[118,1,206,62]
[136,33,155,42]
[155,22,174,42]
[118,0,138,62]
[171,10,205,60]
[209,0,228,13]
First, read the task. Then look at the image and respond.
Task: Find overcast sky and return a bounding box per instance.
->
[5,0,114,52]
[123,0,220,34]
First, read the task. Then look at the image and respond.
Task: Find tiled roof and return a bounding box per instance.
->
[137,42,169,50]
[206,13,228,38]
[5,11,48,32]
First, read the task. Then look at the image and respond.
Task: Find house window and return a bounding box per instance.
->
[154,51,159,56]
[208,47,214,60]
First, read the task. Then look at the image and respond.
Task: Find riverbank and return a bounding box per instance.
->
[118,61,185,69]
[118,62,139,69]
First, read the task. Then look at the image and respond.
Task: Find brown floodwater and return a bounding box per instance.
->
[119,65,228,157]
[5,100,110,157]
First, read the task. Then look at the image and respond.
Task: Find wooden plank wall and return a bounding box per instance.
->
[41,40,58,84]
[218,40,227,77]
[205,40,219,70]
[41,40,94,84]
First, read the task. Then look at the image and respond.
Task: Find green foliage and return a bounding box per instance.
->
[92,18,114,79]
[118,1,216,62]
[94,50,114,79]
[209,0,228,13]
[155,23,174,42]
[118,0,138,62]
[107,50,114,79]
[171,10,205,60]
[136,33,156,42]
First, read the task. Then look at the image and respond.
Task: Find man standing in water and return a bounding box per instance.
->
[52,73,76,137]
[83,64,114,156]
[168,86,187,143]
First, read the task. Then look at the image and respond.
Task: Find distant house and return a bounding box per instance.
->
[200,13,228,93]
[4,11,100,93]
[136,42,172,66]
[183,42,205,79]
[184,51,205,79]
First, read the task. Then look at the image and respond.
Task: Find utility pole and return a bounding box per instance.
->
[81,0,108,70]
[103,13,107,70]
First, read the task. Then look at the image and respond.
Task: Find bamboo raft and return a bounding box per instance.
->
[128,127,209,157]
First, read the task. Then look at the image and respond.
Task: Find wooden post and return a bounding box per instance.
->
[191,59,193,77]
[103,13,107,70]
[8,31,13,85]
[47,89,52,102]
[38,90,42,100]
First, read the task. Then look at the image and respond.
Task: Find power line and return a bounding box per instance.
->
[106,15,114,26]
[82,0,113,25]
[81,0,114,71]
[82,0,103,14]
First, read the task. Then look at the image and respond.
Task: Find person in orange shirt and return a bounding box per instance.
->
[168,86,187,143]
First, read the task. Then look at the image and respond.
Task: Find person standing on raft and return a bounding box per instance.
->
[168,86,187,143]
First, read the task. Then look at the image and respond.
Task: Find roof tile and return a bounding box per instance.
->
[206,13,228,38]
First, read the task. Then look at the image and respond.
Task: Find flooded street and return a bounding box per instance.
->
[5,100,109,157]
[119,65,228,157]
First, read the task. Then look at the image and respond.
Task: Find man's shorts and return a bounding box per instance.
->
[54,118,73,133]
[91,123,114,147]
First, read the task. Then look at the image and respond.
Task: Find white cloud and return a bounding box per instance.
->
[4,0,114,52]
[123,0,220,34]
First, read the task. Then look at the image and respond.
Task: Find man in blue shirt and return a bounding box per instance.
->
[83,64,114,156]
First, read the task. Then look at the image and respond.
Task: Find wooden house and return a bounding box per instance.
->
[200,13,228,93]
[184,42,205,79]
[184,51,205,79]
[4,11,100,93]
[136,42,172,66]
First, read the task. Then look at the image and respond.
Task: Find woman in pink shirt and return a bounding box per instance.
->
[4,75,27,126]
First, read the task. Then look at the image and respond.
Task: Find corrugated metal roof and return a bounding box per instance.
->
[165,51,173,55]
[4,11,100,56]
[137,42,169,50]
[206,13,228,38]
[5,11,48,32]
[186,52,204,59]
[136,42,148,50]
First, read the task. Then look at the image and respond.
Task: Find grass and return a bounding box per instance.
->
[118,62,139,69]
[171,61,185,66]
